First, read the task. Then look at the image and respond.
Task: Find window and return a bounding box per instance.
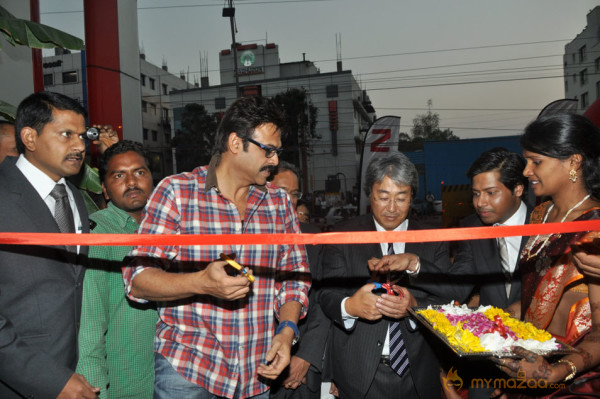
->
[572,54,576,63]
[581,92,588,109]
[150,103,157,115]
[597,81,600,100]
[579,45,587,63]
[573,73,577,83]
[142,100,147,113]
[149,78,156,90]
[326,85,339,98]
[580,69,587,85]
[215,97,226,109]
[162,108,169,119]
[143,128,148,140]
[152,130,157,141]
[141,74,146,86]
[62,71,78,84]
[595,57,600,73]
[164,132,171,144]
[43,73,53,86]
[565,80,568,92]
[162,83,168,95]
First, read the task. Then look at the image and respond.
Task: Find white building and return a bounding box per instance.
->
[170,43,376,196]
[42,50,192,179]
[564,6,600,111]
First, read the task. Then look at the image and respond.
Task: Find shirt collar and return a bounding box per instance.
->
[373,217,409,233]
[497,201,527,227]
[204,154,267,194]
[106,201,139,229]
[16,154,68,200]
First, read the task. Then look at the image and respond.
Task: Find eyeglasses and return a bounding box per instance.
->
[372,196,408,208]
[289,191,303,200]
[245,136,284,158]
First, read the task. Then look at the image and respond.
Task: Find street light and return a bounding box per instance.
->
[222,2,239,97]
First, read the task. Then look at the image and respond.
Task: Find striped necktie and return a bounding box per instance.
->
[387,243,410,376]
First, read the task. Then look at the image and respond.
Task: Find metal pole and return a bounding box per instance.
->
[228,0,240,98]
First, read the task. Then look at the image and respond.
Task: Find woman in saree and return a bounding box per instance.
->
[495,113,600,397]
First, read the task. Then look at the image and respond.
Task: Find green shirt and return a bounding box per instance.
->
[76,202,157,399]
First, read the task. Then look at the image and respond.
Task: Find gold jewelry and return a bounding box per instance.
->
[525,194,591,260]
[569,169,577,183]
[555,359,577,381]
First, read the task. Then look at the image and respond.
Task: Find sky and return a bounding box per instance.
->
[40,0,599,139]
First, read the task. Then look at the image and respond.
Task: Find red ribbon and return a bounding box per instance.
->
[0,220,599,246]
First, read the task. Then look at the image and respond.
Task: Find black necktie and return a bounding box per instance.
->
[50,183,75,234]
[387,243,410,376]
[49,183,77,260]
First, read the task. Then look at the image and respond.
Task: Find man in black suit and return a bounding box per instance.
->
[320,152,451,399]
[447,148,531,399]
[452,147,531,309]
[269,161,329,399]
[0,92,99,398]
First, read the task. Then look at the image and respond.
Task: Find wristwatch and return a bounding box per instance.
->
[276,320,299,345]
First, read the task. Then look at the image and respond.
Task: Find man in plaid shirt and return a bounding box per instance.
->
[123,96,311,399]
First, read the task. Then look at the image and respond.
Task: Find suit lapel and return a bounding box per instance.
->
[3,160,84,279]
[3,162,62,234]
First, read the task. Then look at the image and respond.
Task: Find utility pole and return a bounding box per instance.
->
[223,1,240,98]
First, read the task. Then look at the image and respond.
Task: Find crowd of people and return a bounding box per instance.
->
[0,91,600,399]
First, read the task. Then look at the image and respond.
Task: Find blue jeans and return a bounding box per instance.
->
[154,353,269,399]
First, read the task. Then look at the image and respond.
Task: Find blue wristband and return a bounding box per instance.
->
[276,320,299,345]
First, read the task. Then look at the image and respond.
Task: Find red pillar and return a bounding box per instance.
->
[83,0,124,140]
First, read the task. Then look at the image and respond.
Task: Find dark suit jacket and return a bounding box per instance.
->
[0,157,89,398]
[319,215,452,399]
[451,204,533,308]
[271,222,330,399]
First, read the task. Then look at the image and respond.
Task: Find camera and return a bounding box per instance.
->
[85,127,99,140]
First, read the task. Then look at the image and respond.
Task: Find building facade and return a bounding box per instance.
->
[564,6,600,111]
[41,50,192,180]
[170,43,376,196]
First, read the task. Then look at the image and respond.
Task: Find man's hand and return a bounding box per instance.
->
[257,332,292,380]
[196,260,252,300]
[368,253,419,274]
[282,356,310,390]
[345,284,382,320]
[572,232,600,279]
[375,286,415,319]
[91,124,119,154]
[57,373,100,399]
[572,248,600,279]
[329,380,339,397]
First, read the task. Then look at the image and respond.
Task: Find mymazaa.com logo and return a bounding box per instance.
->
[443,368,566,392]
[442,367,463,391]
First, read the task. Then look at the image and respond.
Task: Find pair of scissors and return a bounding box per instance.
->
[220,253,255,283]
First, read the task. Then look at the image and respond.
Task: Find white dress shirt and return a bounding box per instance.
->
[341,217,415,355]
[16,155,83,249]
[495,201,527,274]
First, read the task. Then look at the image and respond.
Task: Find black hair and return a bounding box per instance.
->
[467,147,528,199]
[14,91,87,154]
[364,152,418,198]
[99,140,150,183]
[521,113,600,200]
[212,96,286,155]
